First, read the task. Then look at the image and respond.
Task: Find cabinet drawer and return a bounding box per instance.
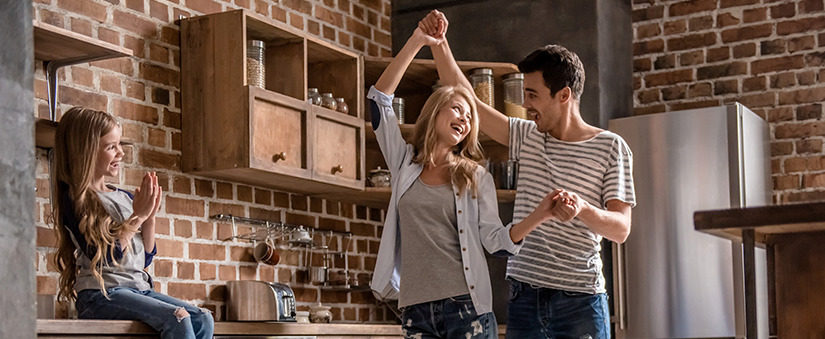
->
[251,94,307,174]
[312,109,363,188]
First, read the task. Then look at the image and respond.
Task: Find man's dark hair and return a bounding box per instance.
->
[518,44,585,100]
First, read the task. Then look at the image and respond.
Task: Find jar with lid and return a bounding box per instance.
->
[320,93,337,111]
[335,98,348,114]
[503,73,526,119]
[368,167,391,187]
[469,68,494,107]
[392,97,404,124]
[246,40,265,88]
[307,88,321,106]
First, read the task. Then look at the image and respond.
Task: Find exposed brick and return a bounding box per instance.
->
[798,71,817,85]
[318,217,346,233]
[113,99,158,124]
[638,89,660,103]
[139,148,180,170]
[644,69,694,87]
[291,194,308,211]
[743,76,767,92]
[768,107,794,123]
[806,51,825,67]
[124,79,146,100]
[737,92,776,108]
[743,7,767,23]
[714,79,739,95]
[775,121,825,139]
[289,12,304,30]
[770,72,796,88]
[706,46,730,62]
[356,205,367,219]
[189,243,227,261]
[633,5,664,22]
[696,62,747,80]
[173,176,192,194]
[337,30,352,48]
[70,17,92,37]
[195,179,214,197]
[187,0,223,14]
[667,32,716,51]
[236,0,251,9]
[636,22,661,39]
[237,185,253,202]
[254,188,272,205]
[285,213,316,227]
[761,39,787,55]
[800,0,825,13]
[654,54,676,69]
[774,175,800,190]
[719,0,760,8]
[670,99,720,111]
[162,108,181,129]
[797,139,823,154]
[326,200,339,215]
[721,24,773,43]
[156,238,184,258]
[168,282,207,300]
[58,85,107,112]
[140,63,180,87]
[57,0,107,22]
[196,221,214,239]
[248,207,280,222]
[663,19,687,35]
[177,261,195,279]
[785,190,825,203]
[633,39,664,55]
[216,182,233,199]
[315,5,344,28]
[310,197,323,213]
[147,127,165,147]
[350,222,375,237]
[770,2,796,19]
[126,0,144,12]
[70,66,93,88]
[732,43,757,58]
[322,24,335,41]
[669,0,717,17]
[634,58,652,72]
[113,10,157,39]
[788,36,816,53]
[717,12,741,27]
[165,196,205,217]
[273,192,290,208]
[154,259,174,277]
[688,15,714,31]
[40,9,64,27]
[780,86,825,105]
[777,17,825,36]
[209,201,244,217]
[200,263,217,280]
[803,173,825,188]
[150,0,169,21]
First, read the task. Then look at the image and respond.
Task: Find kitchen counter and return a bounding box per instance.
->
[694,201,825,339]
[37,319,402,338]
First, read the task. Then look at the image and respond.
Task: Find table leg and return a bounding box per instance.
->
[742,228,757,339]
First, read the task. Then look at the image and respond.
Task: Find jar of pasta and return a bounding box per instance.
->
[469,68,494,107]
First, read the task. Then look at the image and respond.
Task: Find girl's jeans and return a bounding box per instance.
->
[506,279,610,339]
[76,287,214,339]
[401,294,498,339]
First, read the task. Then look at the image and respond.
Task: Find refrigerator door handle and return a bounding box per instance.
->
[613,241,627,330]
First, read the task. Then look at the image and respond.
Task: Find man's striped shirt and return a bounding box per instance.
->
[506,118,636,293]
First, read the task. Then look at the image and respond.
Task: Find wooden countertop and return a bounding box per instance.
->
[38,319,402,337]
[694,201,825,243]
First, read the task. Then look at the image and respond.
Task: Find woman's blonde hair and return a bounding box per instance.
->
[52,107,131,301]
[411,85,485,197]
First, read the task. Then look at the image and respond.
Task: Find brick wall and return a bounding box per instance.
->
[32,0,393,322]
[632,0,825,203]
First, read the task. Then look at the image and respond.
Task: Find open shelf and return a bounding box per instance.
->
[33,21,133,63]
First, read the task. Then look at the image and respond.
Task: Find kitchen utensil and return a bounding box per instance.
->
[309,304,332,323]
[295,311,310,324]
[368,167,391,187]
[253,242,280,265]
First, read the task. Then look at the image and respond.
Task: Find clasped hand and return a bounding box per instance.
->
[132,171,162,226]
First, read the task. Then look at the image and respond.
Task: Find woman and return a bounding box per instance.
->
[368,25,560,339]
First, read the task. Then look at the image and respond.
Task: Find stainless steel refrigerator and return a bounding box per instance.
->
[608,103,771,339]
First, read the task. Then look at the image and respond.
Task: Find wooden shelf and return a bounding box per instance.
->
[35,118,57,149]
[33,21,133,64]
[694,201,825,244]
[363,56,519,94]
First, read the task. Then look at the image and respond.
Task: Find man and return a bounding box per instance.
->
[421,10,636,339]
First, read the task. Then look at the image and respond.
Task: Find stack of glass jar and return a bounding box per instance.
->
[308,88,349,115]
[247,40,265,88]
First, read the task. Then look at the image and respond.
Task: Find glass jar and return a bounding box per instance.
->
[392,97,404,124]
[469,68,494,107]
[335,98,348,114]
[320,93,337,111]
[368,167,391,187]
[246,40,265,88]
[503,73,526,119]
[307,88,321,106]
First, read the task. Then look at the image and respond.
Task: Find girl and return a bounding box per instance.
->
[368,25,560,339]
[52,107,213,339]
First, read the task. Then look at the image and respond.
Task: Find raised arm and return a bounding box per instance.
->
[422,10,510,145]
[374,28,438,96]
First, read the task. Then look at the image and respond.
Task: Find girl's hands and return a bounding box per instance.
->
[132,172,160,222]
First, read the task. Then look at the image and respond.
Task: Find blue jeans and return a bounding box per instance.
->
[401,294,497,339]
[76,287,214,339]
[506,279,610,339]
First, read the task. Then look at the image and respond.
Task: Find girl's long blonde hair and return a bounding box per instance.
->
[411,85,485,197]
[52,107,131,301]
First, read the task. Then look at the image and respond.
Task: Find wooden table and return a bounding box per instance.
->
[694,201,825,339]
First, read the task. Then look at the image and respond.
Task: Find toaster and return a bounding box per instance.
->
[226,280,296,322]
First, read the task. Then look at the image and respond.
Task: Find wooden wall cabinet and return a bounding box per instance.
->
[181,10,364,194]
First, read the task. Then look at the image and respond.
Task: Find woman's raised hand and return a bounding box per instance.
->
[418,9,448,45]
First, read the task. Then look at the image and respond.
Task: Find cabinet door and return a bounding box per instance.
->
[250,88,310,179]
[312,109,363,189]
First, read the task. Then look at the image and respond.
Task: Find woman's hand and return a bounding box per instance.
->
[412,27,440,47]
[551,189,586,222]
[419,9,448,41]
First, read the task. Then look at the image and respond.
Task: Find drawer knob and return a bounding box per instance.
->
[331,165,343,174]
[272,152,287,162]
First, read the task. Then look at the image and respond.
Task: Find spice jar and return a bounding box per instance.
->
[392,97,404,124]
[503,73,526,119]
[335,98,348,114]
[368,167,391,187]
[246,40,265,88]
[469,68,494,107]
[320,93,337,111]
[307,88,321,106]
